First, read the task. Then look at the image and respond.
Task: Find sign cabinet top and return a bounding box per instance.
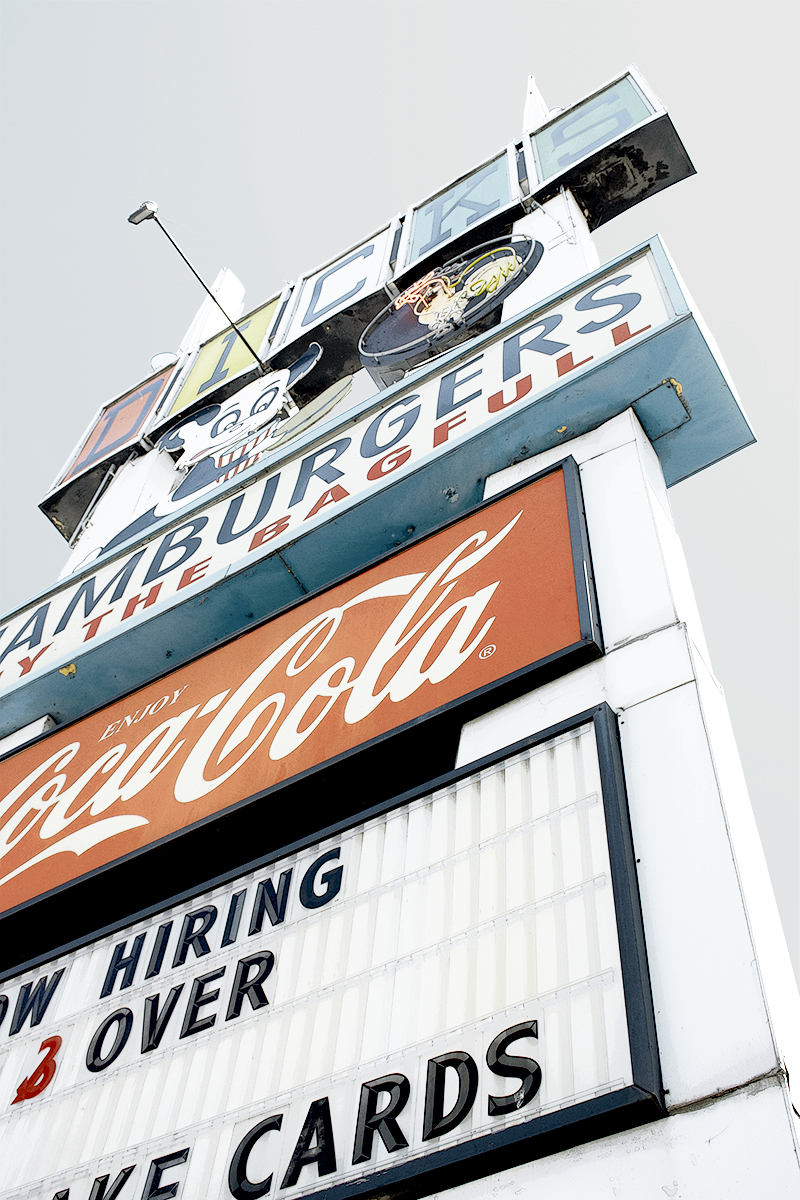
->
[40,67,693,541]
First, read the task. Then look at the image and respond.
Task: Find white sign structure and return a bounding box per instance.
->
[0,251,670,690]
[0,716,658,1199]
[2,53,798,1200]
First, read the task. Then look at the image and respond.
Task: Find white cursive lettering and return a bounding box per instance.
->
[0,512,522,884]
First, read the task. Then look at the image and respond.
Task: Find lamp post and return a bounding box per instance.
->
[127,201,266,375]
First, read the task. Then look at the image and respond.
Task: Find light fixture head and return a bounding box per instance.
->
[128,200,158,225]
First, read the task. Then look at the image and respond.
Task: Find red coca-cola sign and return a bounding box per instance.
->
[0,463,599,916]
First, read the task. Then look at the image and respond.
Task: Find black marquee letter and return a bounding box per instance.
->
[144,922,173,980]
[352,1073,410,1164]
[226,954,275,1021]
[228,1114,283,1199]
[86,1009,133,1072]
[141,986,185,1053]
[179,968,225,1038]
[101,936,146,998]
[172,907,218,967]
[141,1149,189,1200]
[11,971,65,1034]
[87,1166,135,1200]
[422,1051,478,1140]
[486,1020,542,1115]
[249,871,292,934]
[222,892,247,947]
[299,850,342,910]
[280,1097,337,1188]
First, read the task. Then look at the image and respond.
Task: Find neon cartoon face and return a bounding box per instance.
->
[158,343,324,488]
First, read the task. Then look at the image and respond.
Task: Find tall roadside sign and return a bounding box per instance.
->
[0,67,797,1200]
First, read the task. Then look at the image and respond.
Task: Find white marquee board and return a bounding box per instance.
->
[0,713,660,1199]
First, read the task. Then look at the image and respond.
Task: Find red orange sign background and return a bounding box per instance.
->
[0,467,590,915]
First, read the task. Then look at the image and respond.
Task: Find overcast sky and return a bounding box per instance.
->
[1,0,797,976]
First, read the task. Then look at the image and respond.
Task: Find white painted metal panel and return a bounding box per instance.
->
[0,722,634,1198]
[423,1077,800,1200]
[483,410,709,661]
[460,415,800,1112]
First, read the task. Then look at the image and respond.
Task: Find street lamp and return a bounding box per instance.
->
[127,200,266,374]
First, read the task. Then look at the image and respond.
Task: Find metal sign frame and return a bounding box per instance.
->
[291,705,665,1198]
[522,65,660,188]
[38,366,182,544]
[45,367,179,497]
[521,66,693,230]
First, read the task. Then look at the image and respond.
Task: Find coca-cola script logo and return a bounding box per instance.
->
[0,468,588,914]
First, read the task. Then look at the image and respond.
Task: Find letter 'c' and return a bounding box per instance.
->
[228,1114,283,1198]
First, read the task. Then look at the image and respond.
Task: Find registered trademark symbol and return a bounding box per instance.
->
[479,644,496,660]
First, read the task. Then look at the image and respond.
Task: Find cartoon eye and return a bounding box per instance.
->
[251,386,281,416]
[211,410,242,437]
